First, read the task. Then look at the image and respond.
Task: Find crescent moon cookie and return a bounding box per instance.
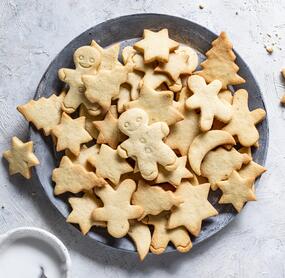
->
[186,75,233,132]
[8,28,268,259]
[222,89,266,147]
[117,108,178,180]
[188,130,236,176]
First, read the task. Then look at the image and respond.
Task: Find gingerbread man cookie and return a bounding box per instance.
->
[58,45,102,115]
[117,108,178,180]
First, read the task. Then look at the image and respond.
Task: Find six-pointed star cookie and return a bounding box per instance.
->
[3,137,39,179]
[93,179,143,238]
[143,212,192,254]
[223,89,266,147]
[168,182,218,236]
[124,85,183,125]
[186,75,233,131]
[155,48,197,81]
[52,156,107,195]
[17,93,65,136]
[88,144,133,185]
[52,112,92,155]
[156,156,193,187]
[67,191,106,235]
[217,170,256,212]
[134,29,179,63]
[93,110,126,149]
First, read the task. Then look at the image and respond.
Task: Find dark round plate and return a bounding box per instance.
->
[30,14,269,252]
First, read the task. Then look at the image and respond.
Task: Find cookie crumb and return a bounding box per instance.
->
[199,4,204,9]
[265,46,273,54]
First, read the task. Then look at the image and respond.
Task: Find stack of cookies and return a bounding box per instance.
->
[4,29,266,260]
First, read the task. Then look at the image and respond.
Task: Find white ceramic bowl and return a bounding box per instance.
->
[0,227,71,278]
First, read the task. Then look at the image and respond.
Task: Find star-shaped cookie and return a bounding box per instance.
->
[91,41,121,70]
[93,110,126,149]
[88,144,133,185]
[93,179,143,238]
[186,75,233,131]
[217,170,256,212]
[3,137,39,179]
[143,212,192,254]
[132,180,182,219]
[124,85,183,125]
[155,47,198,81]
[52,156,107,195]
[223,89,266,147]
[17,93,65,136]
[52,112,92,155]
[67,192,106,235]
[156,156,193,187]
[134,29,179,63]
[168,182,218,236]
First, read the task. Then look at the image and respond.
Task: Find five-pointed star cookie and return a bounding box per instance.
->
[143,212,192,254]
[93,110,126,149]
[52,112,92,156]
[3,137,39,179]
[82,65,129,113]
[156,156,193,187]
[217,170,256,212]
[67,191,106,235]
[17,93,65,136]
[168,182,218,236]
[52,156,107,195]
[132,180,182,219]
[91,41,121,70]
[155,46,198,81]
[93,179,143,238]
[186,75,233,131]
[124,85,183,125]
[223,89,266,147]
[134,29,179,63]
[88,144,133,185]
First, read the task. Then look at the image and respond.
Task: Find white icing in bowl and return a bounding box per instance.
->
[0,227,71,278]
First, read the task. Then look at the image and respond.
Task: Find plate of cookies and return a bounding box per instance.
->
[16,14,268,260]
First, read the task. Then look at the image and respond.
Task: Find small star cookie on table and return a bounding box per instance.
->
[3,137,39,179]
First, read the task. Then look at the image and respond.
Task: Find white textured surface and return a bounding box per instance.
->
[0,0,285,277]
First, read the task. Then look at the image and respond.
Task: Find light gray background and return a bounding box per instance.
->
[0,0,285,277]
